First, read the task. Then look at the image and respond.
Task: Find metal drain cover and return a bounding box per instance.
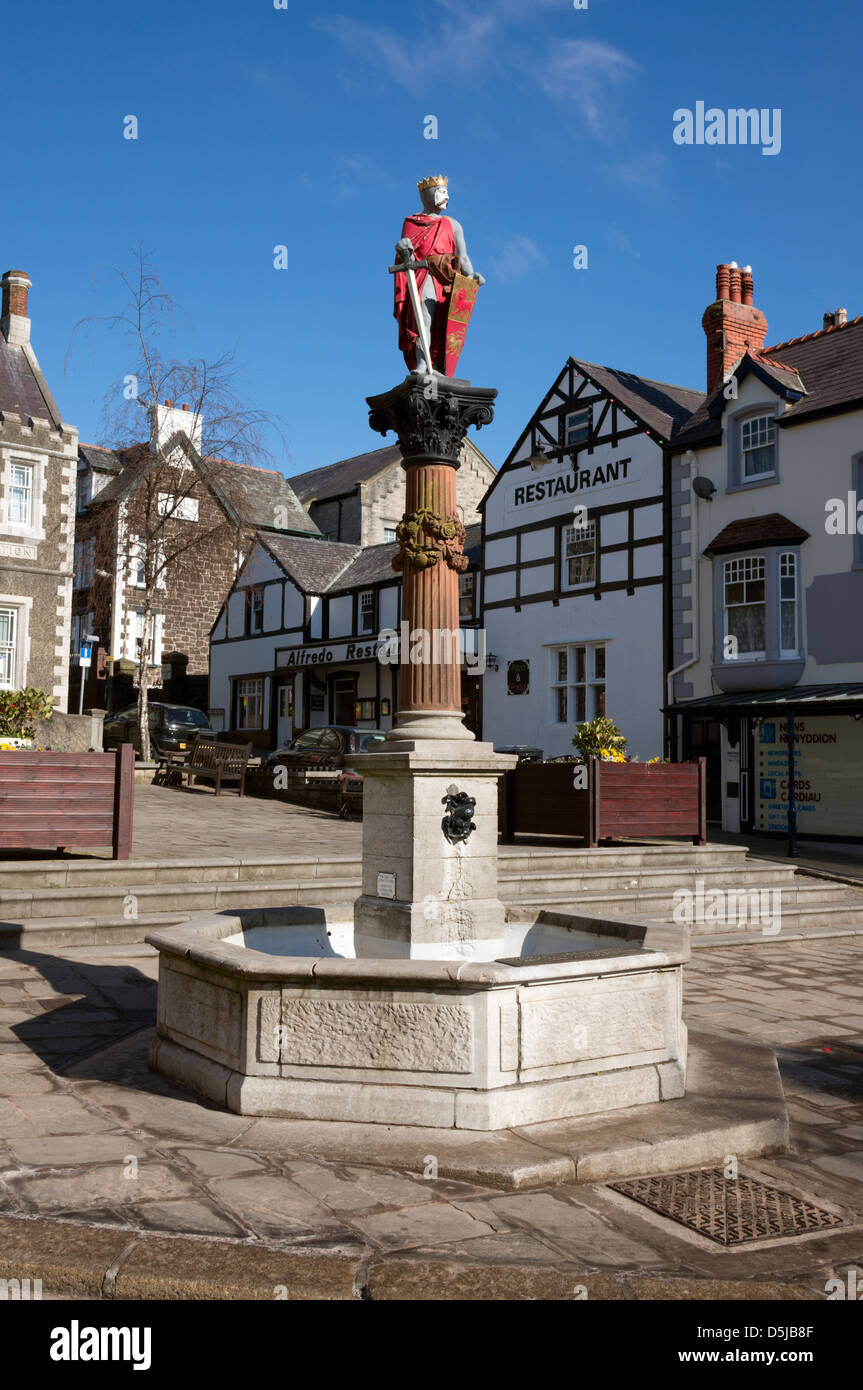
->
[609,1167,844,1246]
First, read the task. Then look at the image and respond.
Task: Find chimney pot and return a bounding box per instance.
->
[715,263,731,299]
[823,312,835,330]
[836,307,848,326]
[702,259,767,394]
[164,399,172,407]
[1,269,32,345]
[182,403,189,411]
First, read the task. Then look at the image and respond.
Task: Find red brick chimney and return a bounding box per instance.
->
[1,269,32,346]
[702,263,768,394]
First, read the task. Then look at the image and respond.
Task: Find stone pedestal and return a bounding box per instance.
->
[352,740,516,959]
[358,375,512,959]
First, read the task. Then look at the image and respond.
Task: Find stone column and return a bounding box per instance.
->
[368,376,497,743]
[352,375,516,960]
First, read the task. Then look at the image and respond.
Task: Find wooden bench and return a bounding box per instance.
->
[183,740,252,797]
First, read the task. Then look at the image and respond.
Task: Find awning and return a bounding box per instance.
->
[665,683,863,717]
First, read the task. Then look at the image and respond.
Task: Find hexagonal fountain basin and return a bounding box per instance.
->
[147,905,688,1131]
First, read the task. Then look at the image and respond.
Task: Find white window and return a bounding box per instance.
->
[741,415,776,479]
[383,526,397,543]
[128,536,165,590]
[8,463,32,526]
[779,552,798,656]
[724,556,766,657]
[158,492,199,522]
[0,607,17,688]
[237,677,263,729]
[459,572,476,619]
[247,587,264,634]
[550,643,606,725]
[359,589,376,633]
[565,408,591,448]
[129,610,162,666]
[562,519,597,588]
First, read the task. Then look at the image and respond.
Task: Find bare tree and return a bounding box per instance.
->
[72,248,283,761]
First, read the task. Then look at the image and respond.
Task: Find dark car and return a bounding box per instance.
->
[102,702,213,759]
[265,726,386,772]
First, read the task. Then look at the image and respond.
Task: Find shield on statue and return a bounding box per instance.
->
[443,272,479,377]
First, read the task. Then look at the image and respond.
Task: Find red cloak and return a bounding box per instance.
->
[394,214,458,370]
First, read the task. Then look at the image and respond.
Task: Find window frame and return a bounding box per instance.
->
[0,605,18,689]
[1,451,44,540]
[236,677,264,730]
[157,492,200,522]
[358,589,376,635]
[560,518,597,591]
[564,407,591,450]
[246,586,265,635]
[723,554,767,660]
[549,641,607,727]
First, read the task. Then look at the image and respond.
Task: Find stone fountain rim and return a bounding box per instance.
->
[146,905,689,989]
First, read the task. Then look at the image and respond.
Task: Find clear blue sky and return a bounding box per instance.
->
[6,0,862,477]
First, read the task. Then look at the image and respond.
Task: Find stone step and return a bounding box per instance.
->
[502,863,801,895]
[0,862,814,923]
[510,882,862,919]
[0,842,752,891]
[0,911,189,949]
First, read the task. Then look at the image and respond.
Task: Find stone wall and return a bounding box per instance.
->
[32,707,105,752]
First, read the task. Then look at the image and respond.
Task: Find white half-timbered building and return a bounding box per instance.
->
[480,358,703,760]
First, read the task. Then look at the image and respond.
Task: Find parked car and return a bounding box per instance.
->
[102,702,213,759]
[266,726,386,772]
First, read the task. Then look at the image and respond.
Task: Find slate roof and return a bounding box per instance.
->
[83,438,319,537]
[0,338,59,423]
[289,447,402,504]
[79,443,123,474]
[673,315,863,450]
[260,534,358,592]
[705,513,810,556]
[258,522,483,596]
[571,358,705,443]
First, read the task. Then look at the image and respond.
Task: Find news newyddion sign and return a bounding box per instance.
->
[754,717,863,837]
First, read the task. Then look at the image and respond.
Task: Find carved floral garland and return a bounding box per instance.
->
[392,506,468,573]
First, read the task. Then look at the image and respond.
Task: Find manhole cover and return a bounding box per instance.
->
[609,1167,844,1246]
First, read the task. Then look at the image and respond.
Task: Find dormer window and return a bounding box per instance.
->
[741,414,775,479]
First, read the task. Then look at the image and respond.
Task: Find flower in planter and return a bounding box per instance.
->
[572,715,627,761]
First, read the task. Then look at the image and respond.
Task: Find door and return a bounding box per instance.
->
[276,681,294,748]
[684,717,723,822]
[332,674,358,727]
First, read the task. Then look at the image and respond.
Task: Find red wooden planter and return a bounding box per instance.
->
[501,756,706,846]
[0,745,134,859]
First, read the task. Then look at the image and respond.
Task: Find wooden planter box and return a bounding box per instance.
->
[500,756,706,846]
[0,745,134,859]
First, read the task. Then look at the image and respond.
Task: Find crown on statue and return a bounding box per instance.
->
[417,174,448,192]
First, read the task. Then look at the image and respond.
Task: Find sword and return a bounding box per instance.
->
[389,245,434,374]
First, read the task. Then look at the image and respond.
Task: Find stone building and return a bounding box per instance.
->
[668,264,863,838]
[289,440,495,546]
[0,269,78,709]
[72,404,319,714]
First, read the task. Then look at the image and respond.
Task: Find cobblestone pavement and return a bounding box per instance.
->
[0,937,861,1298]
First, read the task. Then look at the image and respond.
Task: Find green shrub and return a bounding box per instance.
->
[571,715,627,760]
[0,688,54,739]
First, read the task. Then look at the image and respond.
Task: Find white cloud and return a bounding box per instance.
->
[539,39,640,133]
[489,234,546,285]
[614,150,667,190]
